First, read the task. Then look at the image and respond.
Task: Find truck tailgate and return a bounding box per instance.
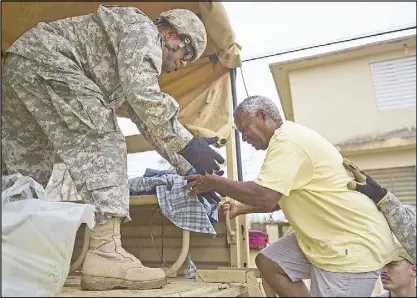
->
[58,275,248,297]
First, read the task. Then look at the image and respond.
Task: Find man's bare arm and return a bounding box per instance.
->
[237,202,281,215]
[184,174,282,212]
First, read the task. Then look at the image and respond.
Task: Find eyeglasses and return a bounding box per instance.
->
[182,45,194,62]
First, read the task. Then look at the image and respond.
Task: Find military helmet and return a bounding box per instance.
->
[393,235,415,264]
[157,8,207,63]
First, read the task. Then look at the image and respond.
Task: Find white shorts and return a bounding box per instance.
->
[260,232,380,297]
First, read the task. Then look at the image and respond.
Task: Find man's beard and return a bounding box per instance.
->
[162,52,174,73]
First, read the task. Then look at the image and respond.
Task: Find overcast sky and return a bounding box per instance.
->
[118,1,416,222]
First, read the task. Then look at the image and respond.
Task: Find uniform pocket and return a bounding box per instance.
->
[40,74,117,135]
[86,174,122,191]
[85,174,128,212]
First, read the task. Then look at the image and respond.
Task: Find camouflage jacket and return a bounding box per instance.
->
[374,291,390,297]
[377,192,416,264]
[6,5,193,172]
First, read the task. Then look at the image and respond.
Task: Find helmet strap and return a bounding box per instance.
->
[163,51,175,73]
[159,34,176,73]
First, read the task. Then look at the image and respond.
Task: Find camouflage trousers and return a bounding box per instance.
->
[2,53,130,224]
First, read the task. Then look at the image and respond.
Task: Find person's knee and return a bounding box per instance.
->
[255,253,286,276]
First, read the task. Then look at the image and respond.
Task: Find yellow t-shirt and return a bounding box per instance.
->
[255,121,398,273]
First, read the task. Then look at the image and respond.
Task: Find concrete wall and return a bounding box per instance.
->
[265,224,280,244]
[345,148,416,170]
[288,48,416,145]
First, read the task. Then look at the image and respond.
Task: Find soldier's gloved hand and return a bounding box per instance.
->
[185,169,222,204]
[179,137,225,175]
[199,191,221,204]
[342,158,388,204]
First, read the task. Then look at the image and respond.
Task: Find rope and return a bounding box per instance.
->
[149,207,169,268]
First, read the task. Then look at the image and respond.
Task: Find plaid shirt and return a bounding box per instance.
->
[129,171,217,235]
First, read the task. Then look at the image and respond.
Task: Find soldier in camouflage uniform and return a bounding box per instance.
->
[2,5,224,291]
[375,244,415,297]
[343,159,416,265]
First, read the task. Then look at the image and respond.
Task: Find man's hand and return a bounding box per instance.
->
[343,158,388,204]
[183,173,218,196]
[184,168,223,204]
[179,137,225,175]
[220,200,241,220]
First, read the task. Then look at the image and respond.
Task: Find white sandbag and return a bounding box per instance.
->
[2,173,95,297]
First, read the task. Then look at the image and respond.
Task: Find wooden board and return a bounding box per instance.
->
[217,267,261,278]
[200,286,247,297]
[58,275,247,297]
[195,269,247,283]
[245,271,264,297]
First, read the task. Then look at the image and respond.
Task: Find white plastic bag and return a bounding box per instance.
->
[2,173,95,297]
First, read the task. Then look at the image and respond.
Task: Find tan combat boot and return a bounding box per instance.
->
[80,217,167,291]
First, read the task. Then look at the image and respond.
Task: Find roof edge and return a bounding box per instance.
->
[269,33,416,70]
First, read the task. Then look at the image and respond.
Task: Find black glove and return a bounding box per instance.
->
[342,158,388,204]
[179,137,225,174]
[198,191,221,205]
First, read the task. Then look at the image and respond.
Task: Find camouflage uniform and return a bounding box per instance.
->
[374,291,390,297]
[2,5,194,224]
[121,102,192,174]
[342,158,416,265]
[377,192,416,264]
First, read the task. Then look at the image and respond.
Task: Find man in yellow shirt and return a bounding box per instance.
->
[184,95,399,297]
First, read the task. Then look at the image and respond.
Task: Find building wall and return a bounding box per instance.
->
[343,148,416,205]
[288,48,416,145]
[345,148,416,170]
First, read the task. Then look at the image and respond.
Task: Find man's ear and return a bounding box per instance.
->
[256,109,268,120]
[411,264,416,277]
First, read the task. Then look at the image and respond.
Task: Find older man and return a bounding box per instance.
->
[2,5,223,291]
[184,95,399,297]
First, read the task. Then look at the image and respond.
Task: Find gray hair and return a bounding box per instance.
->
[233,95,282,124]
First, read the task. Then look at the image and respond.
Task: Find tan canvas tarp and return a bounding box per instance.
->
[158,60,232,146]
[1,1,241,146]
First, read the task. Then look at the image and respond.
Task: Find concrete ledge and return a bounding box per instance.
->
[336,136,416,157]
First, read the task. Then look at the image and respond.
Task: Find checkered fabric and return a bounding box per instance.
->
[128,171,217,235]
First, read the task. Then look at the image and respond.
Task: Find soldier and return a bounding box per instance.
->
[2,5,224,291]
[343,159,416,265]
[376,244,416,297]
